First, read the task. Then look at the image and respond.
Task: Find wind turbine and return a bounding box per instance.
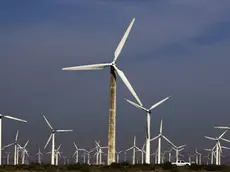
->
[204,145,216,165]
[43,115,73,165]
[116,150,122,163]
[36,148,43,164]
[136,144,145,164]
[55,145,62,165]
[62,18,141,165]
[18,140,29,164]
[82,149,94,165]
[204,130,227,165]
[95,141,107,165]
[150,119,175,164]
[125,136,141,164]
[188,154,195,164]
[172,145,186,162]
[73,142,84,164]
[125,97,169,164]
[5,152,11,165]
[163,149,172,162]
[0,114,26,165]
[195,148,202,165]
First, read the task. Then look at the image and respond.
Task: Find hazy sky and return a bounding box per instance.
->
[1,0,230,163]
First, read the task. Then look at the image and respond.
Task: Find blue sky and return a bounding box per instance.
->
[1,0,230,163]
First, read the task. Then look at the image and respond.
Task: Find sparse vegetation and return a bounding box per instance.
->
[0,163,228,172]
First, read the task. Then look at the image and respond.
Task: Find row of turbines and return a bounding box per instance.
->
[2,18,230,166]
[2,113,230,166]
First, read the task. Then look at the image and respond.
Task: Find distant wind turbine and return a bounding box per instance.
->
[205,130,227,165]
[36,148,43,164]
[125,97,170,164]
[0,114,27,165]
[150,119,175,164]
[125,136,141,164]
[43,115,73,165]
[62,18,141,165]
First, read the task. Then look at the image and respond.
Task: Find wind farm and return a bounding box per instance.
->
[2,1,230,172]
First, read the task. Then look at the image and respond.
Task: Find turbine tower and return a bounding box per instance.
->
[43,115,73,165]
[62,18,141,165]
[125,97,169,164]
[0,114,27,165]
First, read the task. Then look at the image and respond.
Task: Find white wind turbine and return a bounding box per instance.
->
[43,115,73,165]
[136,144,145,164]
[47,144,62,165]
[0,114,26,165]
[172,145,186,162]
[62,18,141,165]
[95,141,107,164]
[5,152,11,165]
[125,97,169,164]
[163,149,172,162]
[116,150,122,163]
[125,136,141,164]
[73,142,84,164]
[204,130,227,165]
[36,148,43,164]
[150,119,175,164]
[18,140,29,164]
[195,148,202,165]
[204,145,216,165]
[188,154,195,164]
[55,145,62,165]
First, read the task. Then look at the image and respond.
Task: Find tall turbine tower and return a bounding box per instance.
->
[62,18,142,165]
[125,97,169,164]
[43,115,73,165]
[0,114,26,165]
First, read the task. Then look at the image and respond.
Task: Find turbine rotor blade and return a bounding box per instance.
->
[162,135,176,148]
[125,146,134,152]
[56,129,73,132]
[73,142,78,149]
[95,141,100,148]
[24,140,29,148]
[219,130,227,139]
[222,146,230,150]
[214,126,230,129]
[160,119,163,134]
[204,136,216,141]
[15,130,19,141]
[221,137,230,143]
[113,18,135,63]
[57,144,62,151]
[150,135,160,142]
[44,134,52,149]
[4,115,27,123]
[42,115,53,130]
[125,99,147,112]
[113,66,142,106]
[178,145,186,149]
[4,143,14,148]
[62,63,111,71]
[149,97,170,111]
